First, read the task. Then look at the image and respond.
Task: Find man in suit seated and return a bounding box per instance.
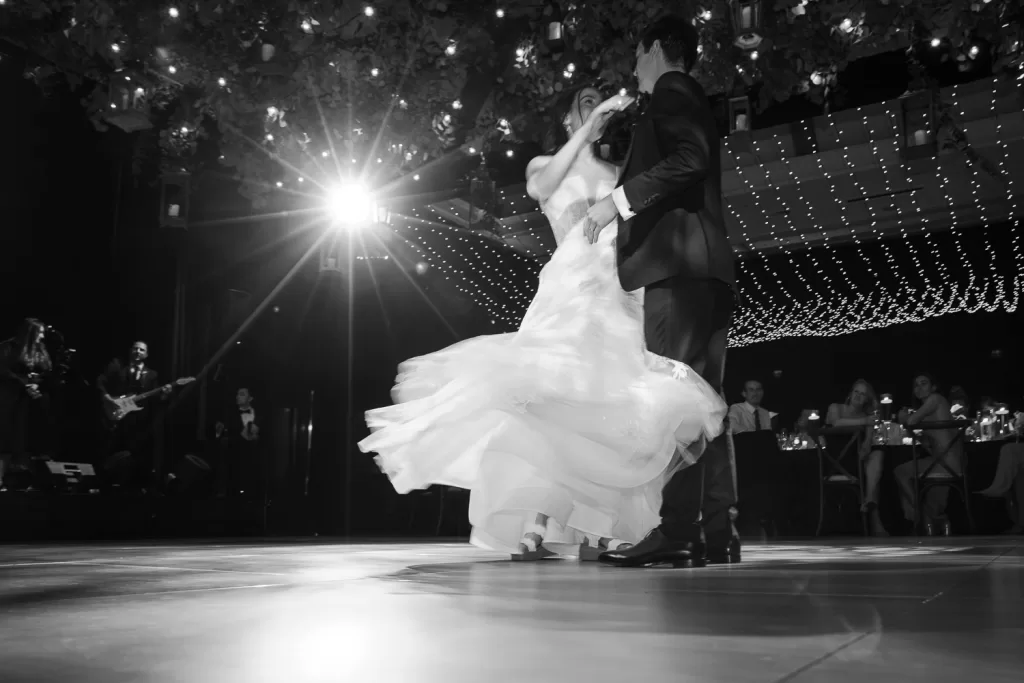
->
[727,380,775,435]
[211,387,262,498]
[728,379,781,537]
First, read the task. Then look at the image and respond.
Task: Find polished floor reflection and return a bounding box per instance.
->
[1,538,1022,682]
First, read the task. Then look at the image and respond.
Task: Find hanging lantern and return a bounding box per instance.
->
[730,0,764,51]
[545,1,565,54]
[469,168,500,226]
[899,90,937,160]
[159,172,191,229]
[319,235,344,273]
[728,95,751,133]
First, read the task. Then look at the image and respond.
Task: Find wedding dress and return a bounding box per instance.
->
[358,153,726,554]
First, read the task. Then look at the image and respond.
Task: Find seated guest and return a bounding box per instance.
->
[728,380,774,435]
[825,379,887,536]
[977,412,1024,534]
[895,374,962,535]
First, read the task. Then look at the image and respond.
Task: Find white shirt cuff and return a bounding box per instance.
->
[611,186,636,220]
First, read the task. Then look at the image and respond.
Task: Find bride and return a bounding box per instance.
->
[358,86,726,560]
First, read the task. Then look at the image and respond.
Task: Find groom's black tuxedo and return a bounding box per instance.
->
[612,71,739,551]
[615,71,735,292]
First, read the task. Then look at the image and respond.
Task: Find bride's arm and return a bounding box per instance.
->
[525,128,593,204]
[526,95,633,204]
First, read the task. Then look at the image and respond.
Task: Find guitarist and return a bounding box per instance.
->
[97,341,170,490]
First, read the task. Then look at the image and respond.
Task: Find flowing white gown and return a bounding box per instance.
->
[358,153,726,554]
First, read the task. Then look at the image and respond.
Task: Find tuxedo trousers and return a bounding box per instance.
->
[643,277,737,543]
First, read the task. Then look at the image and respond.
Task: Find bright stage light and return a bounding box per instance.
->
[326,182,377,226]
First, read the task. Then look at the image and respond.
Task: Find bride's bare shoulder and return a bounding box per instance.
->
[526,155,552,177]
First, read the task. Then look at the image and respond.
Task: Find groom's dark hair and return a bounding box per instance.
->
[639,15,700,73]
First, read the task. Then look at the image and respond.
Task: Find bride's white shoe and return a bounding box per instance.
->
[578,537,634,562]
[510,522,556,561]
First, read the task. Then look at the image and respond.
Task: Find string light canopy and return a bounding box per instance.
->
[394,77,1022,345]
[4,1,1022,206]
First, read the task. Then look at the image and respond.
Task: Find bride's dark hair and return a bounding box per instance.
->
[542,83,605,154]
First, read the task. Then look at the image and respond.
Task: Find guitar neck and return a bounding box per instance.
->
[132,386,165,402]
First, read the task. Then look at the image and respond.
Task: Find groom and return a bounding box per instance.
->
[583,14,739,567]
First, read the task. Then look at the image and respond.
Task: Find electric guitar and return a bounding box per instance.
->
[103,377,195,422]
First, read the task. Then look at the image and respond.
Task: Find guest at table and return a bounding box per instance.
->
[825,379,887,536]
[977,412,1024,534]
[728,380,775,435]
[895,374,962,536]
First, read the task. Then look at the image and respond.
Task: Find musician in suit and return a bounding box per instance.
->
[211,387,262,497]
[96,340,170,490]
[584,15,740,568]
[0,318,55,490]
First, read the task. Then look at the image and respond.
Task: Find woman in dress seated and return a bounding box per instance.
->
[825,379,887,536]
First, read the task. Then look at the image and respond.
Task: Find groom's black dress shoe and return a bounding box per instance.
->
[706,535,741,564]
[597,529,706,568]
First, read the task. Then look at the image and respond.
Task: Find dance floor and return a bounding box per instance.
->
[1,538,1021,682]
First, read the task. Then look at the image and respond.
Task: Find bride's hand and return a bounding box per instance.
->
[584,94,635,143]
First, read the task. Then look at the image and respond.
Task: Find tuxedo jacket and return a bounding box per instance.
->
[615,71,735,293]
[96,359,159,399]
[215,406,258,443]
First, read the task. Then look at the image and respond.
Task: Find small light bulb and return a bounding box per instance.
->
[322,150,329,157]
[506,149,514,158]
[619,88,627,96]
[566,62,575,72]
[931,37,941,47]
[700,10,711,21]
[496,8,505,18]
[445,42,457,56]
[840,18,853,32]
[468,147,476,154]
[180,126,188,133]
[452,99,462,109]
[276,181,283,188]
[217,77,226,87]
[364,6,375,16]
[370,67,379,76]
[969,45,980,58]
[298,177,304,182]
[266,133,274,141]
[168,7,179,19]
[750,50,759,60]
[111,43,121,53]
[413,174,420,180]
[168,65,177,74]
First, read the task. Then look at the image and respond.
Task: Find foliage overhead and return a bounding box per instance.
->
[2,0,1022,206]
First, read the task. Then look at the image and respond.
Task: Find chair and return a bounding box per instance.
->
[811,425,868,537]
[908,420,975,534]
